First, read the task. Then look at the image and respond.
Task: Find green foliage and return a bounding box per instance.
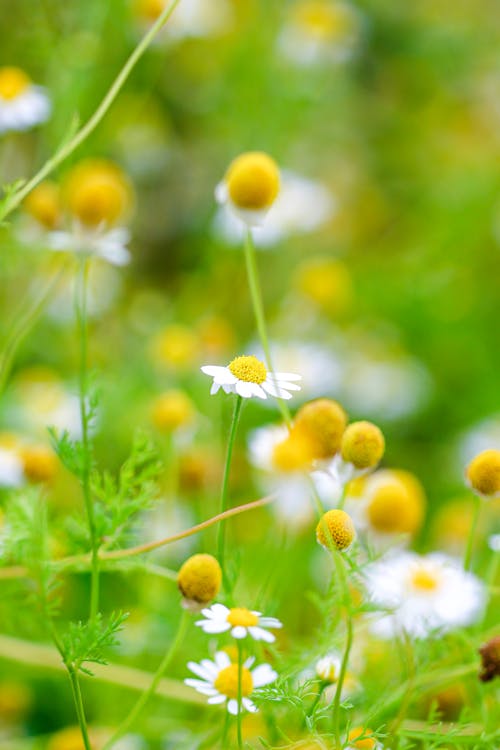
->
[60,611,128,676]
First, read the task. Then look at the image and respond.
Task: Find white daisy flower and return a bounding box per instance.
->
[48,222,131,267]
[488,534,500,553]
[195,603,282,643]
[213,170,336,249]
[201,355,301,401]
[185,651,277,715]
[364,551,486,640]
[0,67,51,134]
[0,445,24,488]
[315,653,341,683]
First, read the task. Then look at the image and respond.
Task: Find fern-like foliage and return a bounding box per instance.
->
[61,611,128,676]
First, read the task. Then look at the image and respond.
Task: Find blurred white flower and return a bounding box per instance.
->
[213,170,336,248]
[457,414,500,468]
[185,651,277,714]
[195,603,282,642]
[364,551,486,639]
[135,0,233,42]
[0,445,24,488]
[0,66,50,134]
[48,222,131,267]
[488,534,500,553]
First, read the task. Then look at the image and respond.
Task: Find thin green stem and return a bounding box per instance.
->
[217,395,243,576]
[237,640,243,750]
[68,668,93,750]
[332,552,353,749]
[74,258,99,619]
[243,229,291,427]
[464,493,482,571]
[102,610,190,749]
[0,0,182,222]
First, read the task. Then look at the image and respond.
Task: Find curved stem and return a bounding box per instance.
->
[217,395,243,578]
[464,493,482,571]
[0,0,182,222]
[243,229,291,427]
[102,610,190,749]
[68,668,92,750]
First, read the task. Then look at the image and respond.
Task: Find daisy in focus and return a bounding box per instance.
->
[364,551,486,639]
[185,651,277,714]
[201,355,301,400]
[47,159,134,266]
[195,603,282,643]
[215,152,281,227]
[0,66,51,134]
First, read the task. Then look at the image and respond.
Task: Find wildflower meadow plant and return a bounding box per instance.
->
[0,3,499,750]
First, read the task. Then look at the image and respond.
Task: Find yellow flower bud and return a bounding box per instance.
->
[151,390,194,432]
[24,181,61,229]
[64,159,133,227]
[272,432,315,472]
[19,444,58,483]
[225,152,280,211]
[316,509,355,550]
[466,449,500,498]
[347,726,378,750]
[341,421,385,470]
[293,398,347,459]
[366,471,425,535]
[177,553,222,605]
[0,67,31,100]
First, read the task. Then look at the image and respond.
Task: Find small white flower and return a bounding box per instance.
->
[201,354,301,401]
[0,446,24,488]
[48,222,131,267]
[0,67,51,134]
[185,651,277,715]
[364,551,486,639]
[196,603,282,643]
[315,653,341,683]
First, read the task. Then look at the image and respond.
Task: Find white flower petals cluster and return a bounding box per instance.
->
[0,85,50,134]
[48,222,131,267]
[195,603,282,643]
[201,360,301,401]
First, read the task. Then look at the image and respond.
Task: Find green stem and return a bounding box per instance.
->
[221,709,230,749]
[237,640,243,750]
[464,493,482,571]
[74,258,99,619]
[68,668,93,750]
[217,395,243,577]
[0,0,182,222]
[243,229,291,427]
[332,553,353,749]
[102,610,190,749]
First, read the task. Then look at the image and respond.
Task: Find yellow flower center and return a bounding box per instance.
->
[0,67,31,100]
[225,152,280,211]
[226,607,259,627]
[228,355,267,384]
[466,449,500,497]
[410,567,440,592]
[293,398,347,459]
[316,509,355,551]
[292,1,351,41]
[214,664,254,699]
[367,476,424,535]
[341,421,385,470]
[347,727,377,750]
[24,181,61,229]
[64,159,132,227]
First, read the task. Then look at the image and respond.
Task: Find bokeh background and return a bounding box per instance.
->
[0,0,499,747]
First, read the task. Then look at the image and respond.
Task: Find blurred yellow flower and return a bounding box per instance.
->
[151,389,195,432]
[24,180,62,229]
[0,66,50,133]
[295,258,352,315]
[216,152,280,226]
[341,421,385,470]
[150,324,199,369]
[365,470,425,536]
[63,159,133,228]
[466,449,500,499]
[293,398,347,460]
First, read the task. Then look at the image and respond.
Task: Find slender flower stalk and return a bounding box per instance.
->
[102,610,190,750]
[68,667,93,750]
[331,550,354,748]
[74,258,100,619]
[243,228,291,426]
[237,640,244,749]
[464,493,482,571]
[217,395,243,574]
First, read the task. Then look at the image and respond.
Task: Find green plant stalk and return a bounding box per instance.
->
[331,551,353,749]
[0,0,182,223]
[464,493,482,571]
[243,229,291,427]
[237,640,243,750]
[74,258,99,620]
[68,667,93,750]
[102,610,190,749]
[217,395,243,577]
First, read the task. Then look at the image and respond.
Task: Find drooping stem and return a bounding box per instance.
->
[74,258,99,619]
[68,668,93,750]
[237,640,244,750]
[243,228,291,426]
[102,610,190,749]
[217,395,243,575]
[0,0,183,222]
[464,493,482,571]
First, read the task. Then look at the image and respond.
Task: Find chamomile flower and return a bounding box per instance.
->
[195,604,282,643]
[328,420,385,486]
[364,551,486,639]
[215,152,281,227]
[201,355,301,400]
[49,223,131,266]
[466,449,500,499]
[185,651,277,714]
[315,653,341,682]
[0,66,51,134]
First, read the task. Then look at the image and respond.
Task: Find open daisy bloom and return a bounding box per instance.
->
[195,603,282,642]
[185,651,277,714]
[0,66,51,134]
[201,355,301,400]
[364,551,486,639]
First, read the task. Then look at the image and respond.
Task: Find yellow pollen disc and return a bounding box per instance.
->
[227,607,259,627]
[347,727,377,750]
[0,67,31,100]
[272,433,314,472]
[341,421,385,469]
[214,664,253,699]
[177,554,222,604]
[366,475,424,535]
[410,567,439,592]
[293,398,347,459]
[316,509,355,551]
[292,1,350,41]
[228,355,267,384]
[64,158,132,227]
[225,152,280,211]
[466,449,500,497]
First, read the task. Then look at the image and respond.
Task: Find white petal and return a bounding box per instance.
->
[235,380,256,398]
[201,366,237,384]
[214,651,231,670]
[242,698,258,713]
[209,603,230,618]
[208,694,227,704]
[187,662,215,681]
[262,381,293,400]
[248,626,275,643]
[227,699,239,715]
[252,383,268,399]
[251,664,278,687]
[197,620,231,634]
[259,617,282,628]
[231,626,248,639]
[210,381,221,395]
